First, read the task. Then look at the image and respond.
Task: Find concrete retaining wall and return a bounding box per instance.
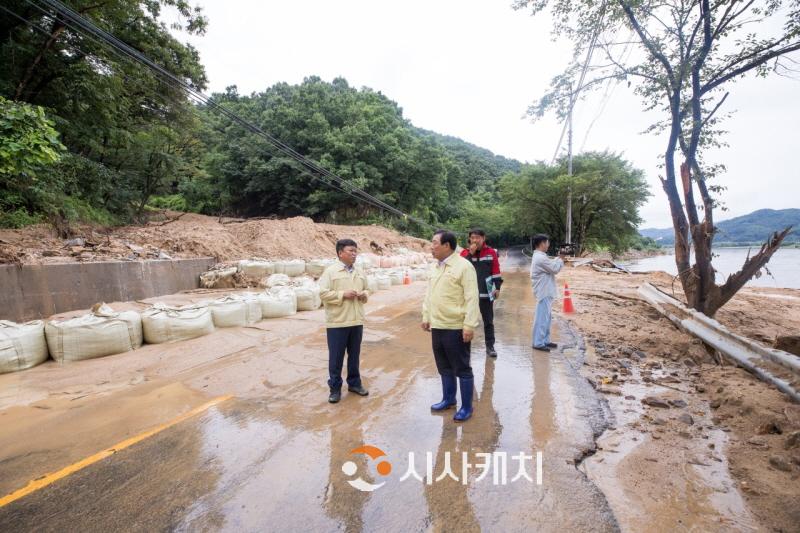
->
[0,258,216,322]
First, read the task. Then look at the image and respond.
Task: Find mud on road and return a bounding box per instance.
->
[0,266,622,532]
[4,249,795,531]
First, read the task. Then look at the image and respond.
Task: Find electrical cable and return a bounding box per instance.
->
[20,0,440,230]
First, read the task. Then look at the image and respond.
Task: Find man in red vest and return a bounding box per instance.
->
[460,228,503,357]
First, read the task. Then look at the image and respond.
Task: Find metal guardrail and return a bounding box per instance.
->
[638,282,800,402]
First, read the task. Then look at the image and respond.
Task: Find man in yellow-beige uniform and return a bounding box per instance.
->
[421,230,480,422]
[319,239,370,404]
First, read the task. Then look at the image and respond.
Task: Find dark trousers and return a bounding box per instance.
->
[432,329,473,379]
[479,298,495,348]
[327,325,363,391]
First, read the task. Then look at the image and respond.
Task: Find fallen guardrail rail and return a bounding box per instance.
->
[638,282,800,402]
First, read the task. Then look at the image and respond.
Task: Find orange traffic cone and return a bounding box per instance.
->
[403,271,411,285]
[563,283,575,314]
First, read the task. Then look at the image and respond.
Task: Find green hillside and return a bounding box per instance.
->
[640,209,799,245]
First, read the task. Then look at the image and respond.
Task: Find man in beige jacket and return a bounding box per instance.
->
[318,239,370,404]
[421,230,480,422]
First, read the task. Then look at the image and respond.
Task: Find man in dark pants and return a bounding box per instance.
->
[460,228,503,357]
[422,230,480,422]
[319,239,370,403]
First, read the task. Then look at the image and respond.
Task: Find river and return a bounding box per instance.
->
[621,247,800,289]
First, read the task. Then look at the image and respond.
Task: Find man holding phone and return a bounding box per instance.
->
[319,239,370,403]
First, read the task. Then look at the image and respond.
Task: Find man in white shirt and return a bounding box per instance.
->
[529,234,564,352]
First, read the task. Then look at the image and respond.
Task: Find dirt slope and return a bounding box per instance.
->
[0,213,429,264]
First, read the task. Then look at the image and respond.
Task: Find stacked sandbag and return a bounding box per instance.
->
[305,258,335,278]
[207,296,249,328]
[389,270,405,286]
[238,259,274,280]
[366,275,379,293]
[232,292,264,324]
[411,267,430,281]
[262,273,291,288]
[261,287,297,318]
[379,256,396,269]
[45,304,143,363]
[200,266,238,289]
[142,303,214,344]
[293,279,322,311]
[356,254,376,269]
[274,259,306,277]
[0,320,48,374]
[375,274,391,290]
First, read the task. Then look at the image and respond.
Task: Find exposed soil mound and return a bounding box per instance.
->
[0,212,429,264]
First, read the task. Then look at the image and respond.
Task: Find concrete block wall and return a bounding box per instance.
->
[0,258,216,322]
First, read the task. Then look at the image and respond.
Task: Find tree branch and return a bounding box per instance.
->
[702,41,800,94]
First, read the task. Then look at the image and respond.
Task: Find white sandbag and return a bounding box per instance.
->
[355,254,374,269]
[375,274,391,290]
[0,320,48,374]
[366,275,379,293]
[238,259,274,279]
[208,297,249,328]
[261,287,297,318]
[305,259,335,278]
[412,267,430,281]
[294,283,322,311]
[200,266,238,289]
[263,273,291,288]
[45,304,143,363]
[141,303,214,344]
[232,292,263,324]
[389,270,404,286]
[276,259,306,277]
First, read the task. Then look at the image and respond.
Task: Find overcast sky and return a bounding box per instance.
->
[169,0,800,228]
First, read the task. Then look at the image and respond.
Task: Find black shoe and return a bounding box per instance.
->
[532,345,551,352]
[486,346,497,358]
[348,385,369,396]
[546,342,558,348]
[329,390,341,403]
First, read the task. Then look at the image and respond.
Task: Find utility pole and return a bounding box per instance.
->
[566,85,573,246]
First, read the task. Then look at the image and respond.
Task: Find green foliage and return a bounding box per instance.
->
[199,78,515,227]
[0,96,66,227]
[58,195,119,226]
[499,152,650,254]
[630,235,661,252]
[0,206,43,228]
[148,194,189,212]
[1,0,208,225]
[0,0,655,253]
[0,96,64,176]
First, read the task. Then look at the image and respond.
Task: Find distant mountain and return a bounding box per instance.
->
[640,208,800,245]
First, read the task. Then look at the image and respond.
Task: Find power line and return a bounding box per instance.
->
[579,31,635,152]
[19,0,440,231]
[549,9,606,165]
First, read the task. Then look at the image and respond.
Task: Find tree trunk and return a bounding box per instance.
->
[14,20,66,101]
[704,227,792,316]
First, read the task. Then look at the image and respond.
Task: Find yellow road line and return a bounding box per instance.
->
[0,395,232,508]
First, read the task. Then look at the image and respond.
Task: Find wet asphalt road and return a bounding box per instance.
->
[0,249,617,532]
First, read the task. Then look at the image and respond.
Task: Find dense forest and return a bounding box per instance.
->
[0,0,649,253]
